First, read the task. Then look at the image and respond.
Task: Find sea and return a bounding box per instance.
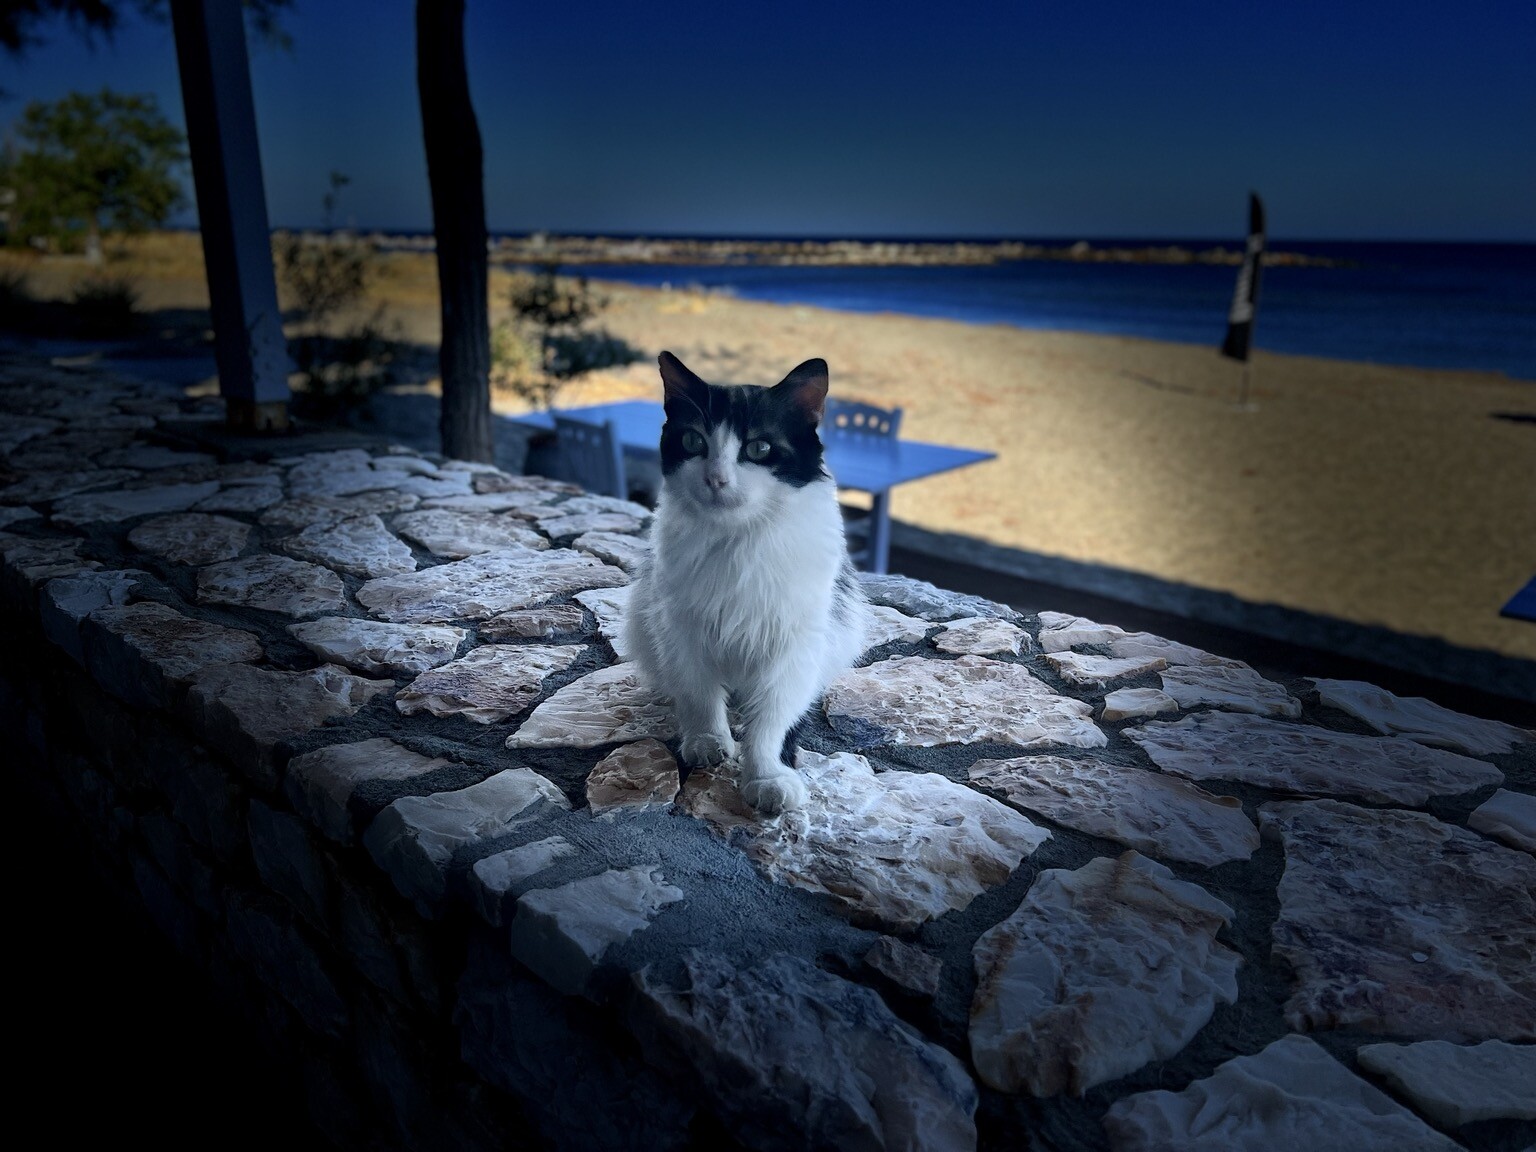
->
[542,241,1536,381]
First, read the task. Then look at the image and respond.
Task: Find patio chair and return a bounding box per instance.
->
[823,398,903,572]
[553,414,627,499]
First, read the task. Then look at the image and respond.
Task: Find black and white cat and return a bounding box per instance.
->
[623,352,870,814]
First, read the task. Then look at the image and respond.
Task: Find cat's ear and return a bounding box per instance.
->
[658,351,709,415]
[773,358,829,424]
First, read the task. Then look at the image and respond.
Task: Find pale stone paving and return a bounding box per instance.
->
[969,851,1241,1096]
[5,367,1533,1152]
[1260,799,1536,1040]
[968,755,1260,866]
[681,749,1049,931]
[1104,1034,1463,1151]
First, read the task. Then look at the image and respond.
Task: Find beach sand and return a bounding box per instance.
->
[7,238,1534,663]
[566,285,1536,665]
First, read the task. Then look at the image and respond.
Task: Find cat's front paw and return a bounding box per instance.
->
[740,770,809,816]
[680,730,738,768]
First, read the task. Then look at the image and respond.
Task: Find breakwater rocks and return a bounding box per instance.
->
[373,232,1345,269]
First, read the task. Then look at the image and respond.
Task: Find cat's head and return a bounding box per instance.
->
[656,351,829,519]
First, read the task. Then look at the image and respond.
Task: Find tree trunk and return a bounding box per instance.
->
[416,0,492,462]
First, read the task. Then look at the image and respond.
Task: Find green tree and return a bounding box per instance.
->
[9,88,188,260]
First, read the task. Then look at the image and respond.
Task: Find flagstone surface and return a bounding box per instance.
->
[1103,1034,1463,1152]
[970,851,1241,1096]
[1126,710,1503,805]
[968,755,1259,866]
[6,359,1533,1152]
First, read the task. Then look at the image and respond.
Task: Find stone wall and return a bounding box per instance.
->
[3,355,1533,1152]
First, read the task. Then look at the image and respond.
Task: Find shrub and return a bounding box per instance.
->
[289,308,399,421]
[492,263,641,407]
[68,274,139,338]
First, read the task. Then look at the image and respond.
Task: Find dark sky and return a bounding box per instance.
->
[4,0,1534,239]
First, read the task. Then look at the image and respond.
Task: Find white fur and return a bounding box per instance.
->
[624,424,869,815]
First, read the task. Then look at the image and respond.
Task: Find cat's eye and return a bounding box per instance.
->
[680,429,707,455]
[744,439,773,462]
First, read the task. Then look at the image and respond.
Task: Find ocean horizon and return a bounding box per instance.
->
[534,240,1535,381]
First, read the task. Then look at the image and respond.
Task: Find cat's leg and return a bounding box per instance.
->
[672,681,738,768]
[735,657,822,815]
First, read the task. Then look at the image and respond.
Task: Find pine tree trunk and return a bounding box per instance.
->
[416,0,492,462]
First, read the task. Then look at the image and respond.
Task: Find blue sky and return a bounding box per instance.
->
[3,0,1534,239]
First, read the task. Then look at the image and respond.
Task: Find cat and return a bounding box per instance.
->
[623,351,870,815]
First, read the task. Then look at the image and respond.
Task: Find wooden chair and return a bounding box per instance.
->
[553,414,627,499]
[823,398,903,572]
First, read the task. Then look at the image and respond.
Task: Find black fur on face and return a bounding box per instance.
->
[656,352,829,488]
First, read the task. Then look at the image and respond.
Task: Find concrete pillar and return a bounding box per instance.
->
[170,0,291,431]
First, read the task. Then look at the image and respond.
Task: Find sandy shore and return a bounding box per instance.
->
[7,238,1534,662]
[560,284,1536,665]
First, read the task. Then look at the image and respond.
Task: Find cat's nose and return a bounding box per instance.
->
[705,471,730,491]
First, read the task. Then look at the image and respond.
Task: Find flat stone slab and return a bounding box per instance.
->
[364,768,571,908]
[1103,1034,1462,1152]
[357,548,627,624]
[183,663,392,788]
[572,529,650,572]
[0,534,100,587]
[97,445,215,470]
[1311,678,1532,755]
[969,755,1259,866]
[970,851,1240,1097]
[507,664,675,749]
[394,643,584,724]
[1126,711,1503,805]
[824,655,1106,750]
[2,467,139,504]
[1355,1039,1536,1126]
[0,506,38,529]
[419,491,555,514]
[1037,611,1226,667]
[574,584,632,660]
[80,600,263,710]
[1102,687,1180,721]
[510,865,684,995]
[40,568,148,662]
[935,617,1027,656]
[1260,798,1536,1040]
[536,510,647,538]
[1160,661,1302,717]
[393,508,547,559]
[864,604,933,649]
[191,481,284,513]
[478,603,590,640]
[586,739,680,816]
[681,750,1048,931]
[198,554,350,618]
[1467,788,1536,853]
[285,737,451,844]
[260,491,421,528]
[51,480,222,525]
[864,936,942,998]
[470,836,579,926]
[859,571,1020,621]
[282,514,417,579]
[631,951,979,1152]
[286,617,467,676]
[127,513,251,566]
[1044,650,1167,687]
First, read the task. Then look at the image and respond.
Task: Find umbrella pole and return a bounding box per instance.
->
[1237,361,1252,408]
